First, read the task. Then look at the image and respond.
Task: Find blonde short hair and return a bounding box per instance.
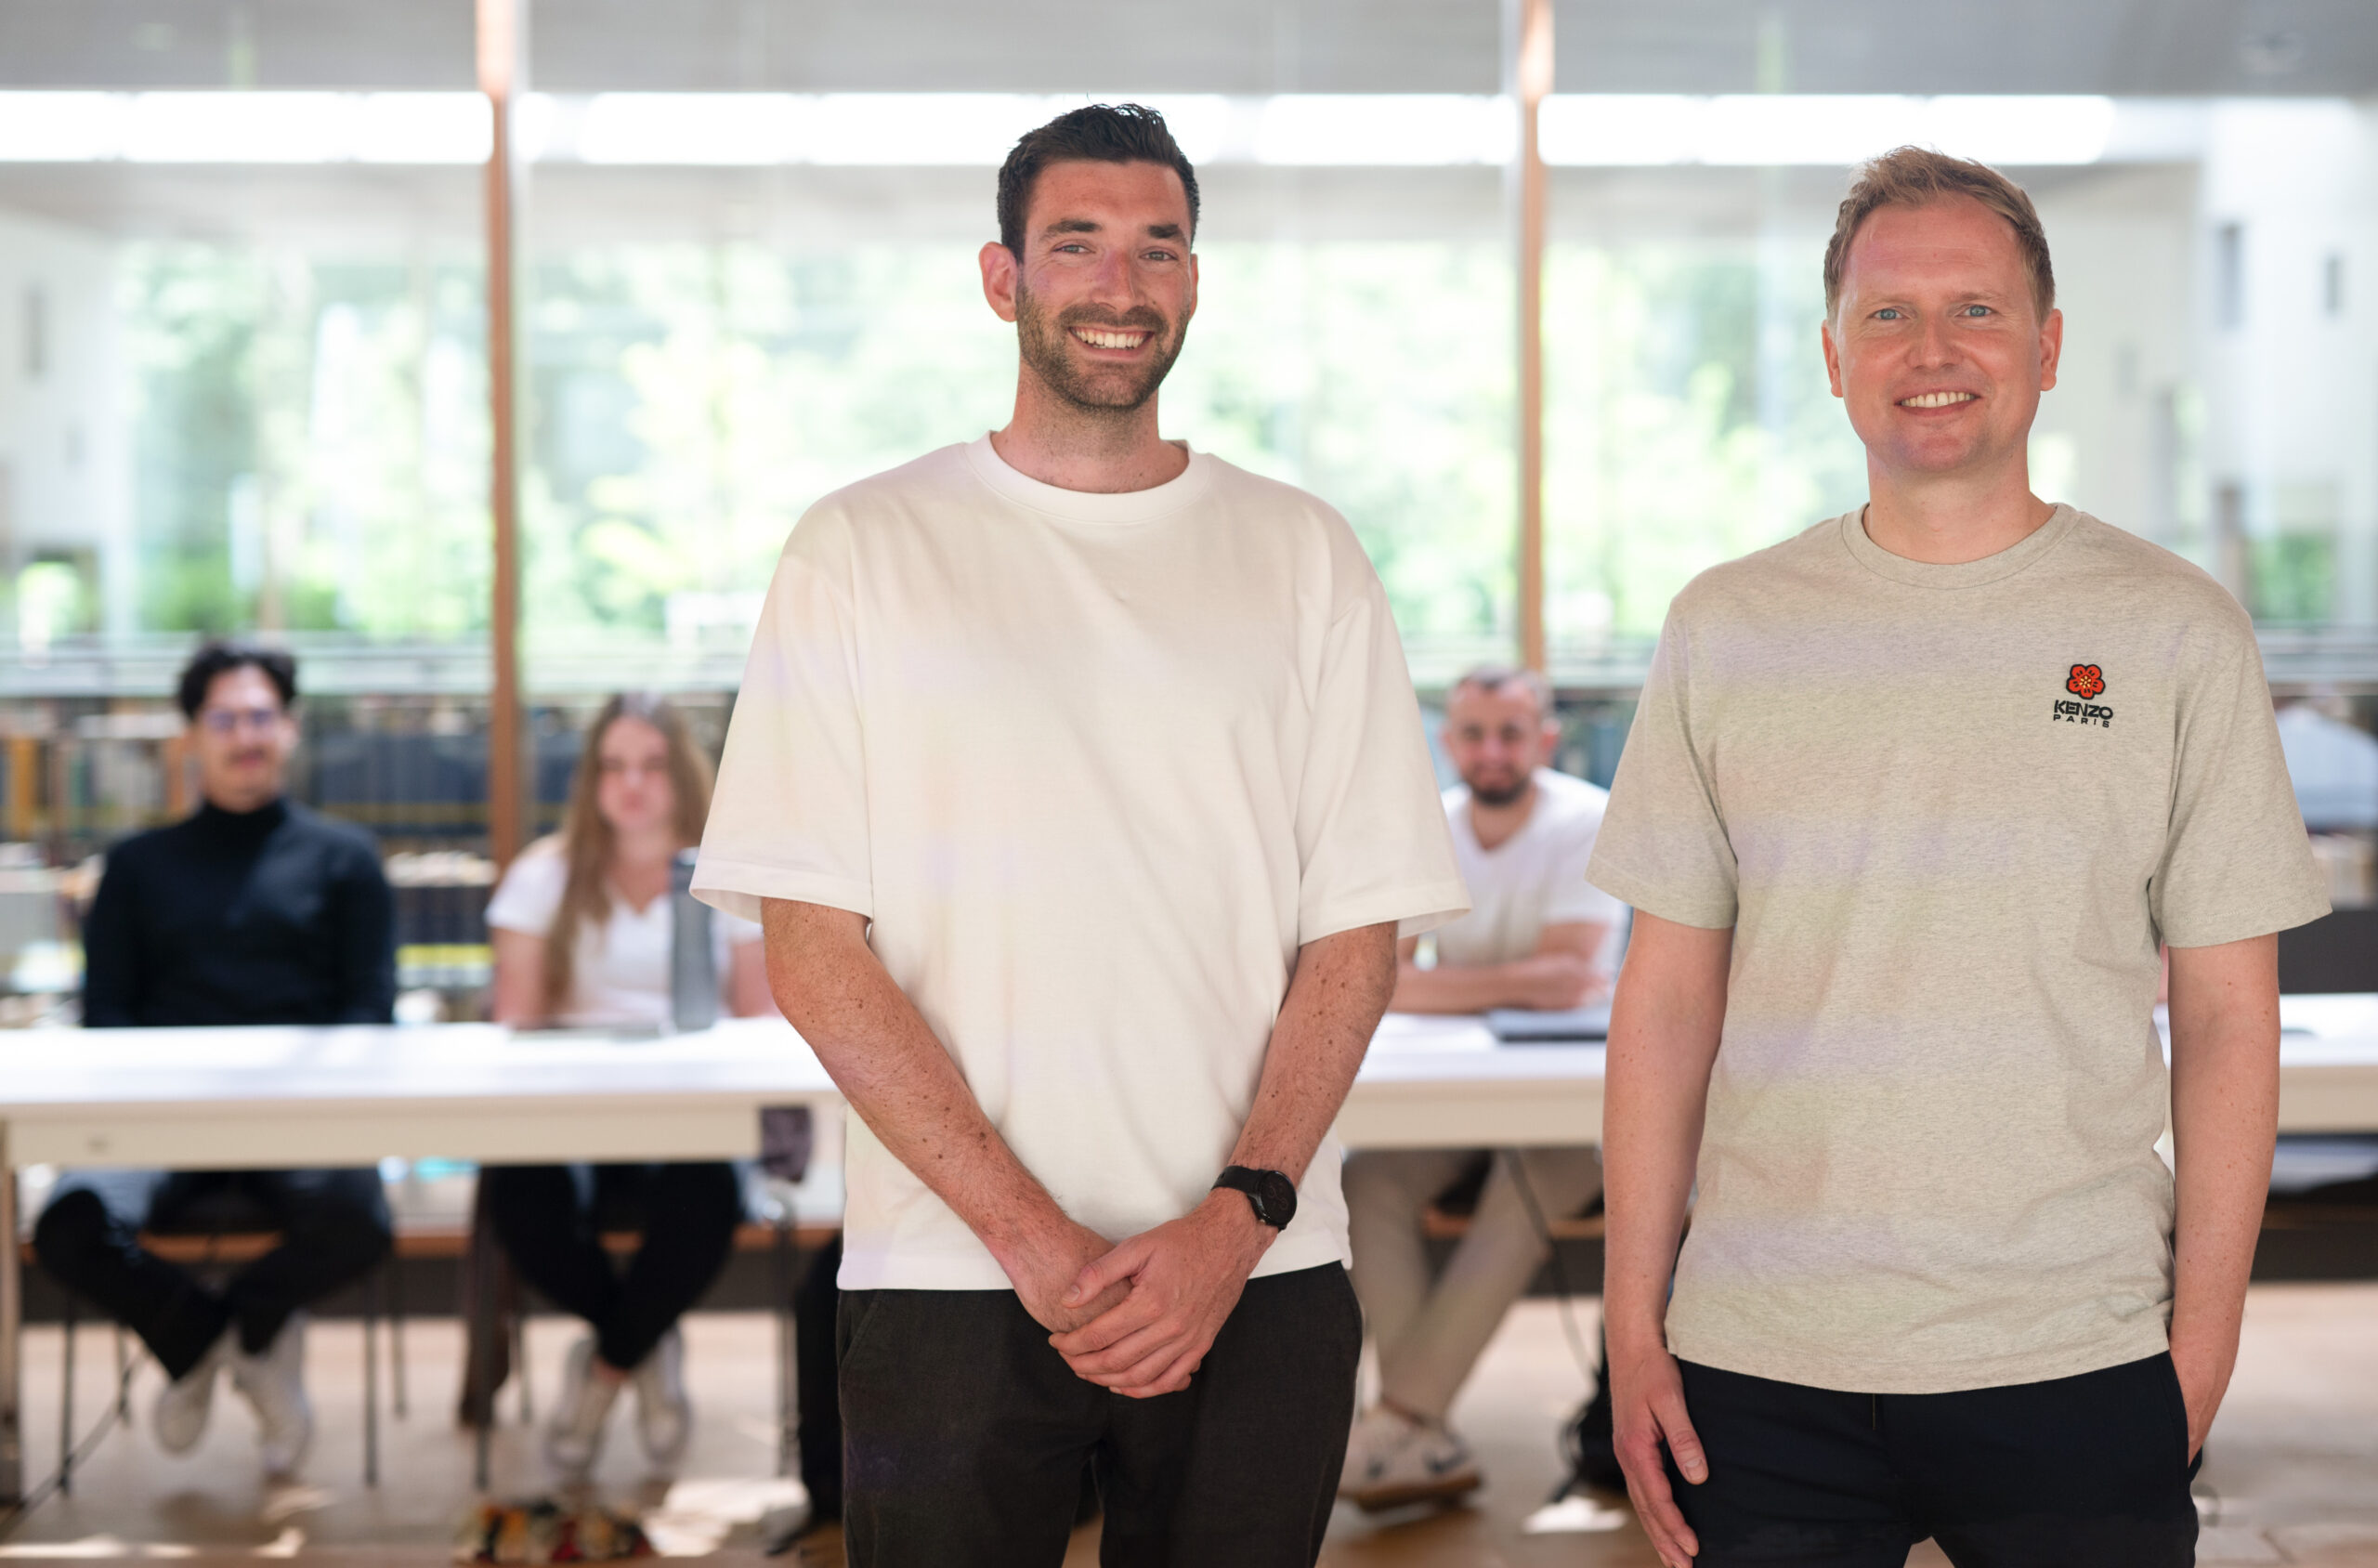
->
[1823,146,2056,321]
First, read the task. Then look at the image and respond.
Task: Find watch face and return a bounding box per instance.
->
[1256,1170,1297,1226]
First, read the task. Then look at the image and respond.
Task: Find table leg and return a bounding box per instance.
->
[2,1127,22,1506]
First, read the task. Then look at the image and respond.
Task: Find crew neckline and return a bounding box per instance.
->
[196,796,291,834]
[963,434,1213,526]
[1838,502,2078,589]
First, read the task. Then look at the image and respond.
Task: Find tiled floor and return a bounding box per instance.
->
[3,1284,2374,1564]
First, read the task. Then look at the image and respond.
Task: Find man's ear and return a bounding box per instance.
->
[2037,306,2064,393]
[1821,317,1845,399]
[980,241,1020,324]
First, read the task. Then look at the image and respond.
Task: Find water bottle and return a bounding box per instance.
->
[669,848,719,1033]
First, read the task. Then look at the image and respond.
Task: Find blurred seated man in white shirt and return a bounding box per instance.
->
[1339,665,1621,1510]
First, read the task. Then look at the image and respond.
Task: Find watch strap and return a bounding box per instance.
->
[1212,1165,1296,1230]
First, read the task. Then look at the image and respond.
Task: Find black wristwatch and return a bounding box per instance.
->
[1212,1166,1298,1230]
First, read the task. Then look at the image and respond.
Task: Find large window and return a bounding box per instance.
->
[2,4,2376,1000]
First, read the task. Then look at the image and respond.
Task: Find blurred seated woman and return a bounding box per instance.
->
[484,692,772,1482]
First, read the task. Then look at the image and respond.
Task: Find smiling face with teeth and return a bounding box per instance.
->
[981,158,1198,421]
[1823,193,2063,494]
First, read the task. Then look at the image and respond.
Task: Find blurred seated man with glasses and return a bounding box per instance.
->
[33,639,397,1479]
[1339,665,1621,1510]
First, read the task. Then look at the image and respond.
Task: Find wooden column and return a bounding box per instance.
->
[1515,0,1552,673]
[479,0,526,868]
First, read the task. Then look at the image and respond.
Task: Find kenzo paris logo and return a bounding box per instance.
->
[2054,664,2112,728]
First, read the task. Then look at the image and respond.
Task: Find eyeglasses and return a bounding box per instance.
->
[197,706,286,736]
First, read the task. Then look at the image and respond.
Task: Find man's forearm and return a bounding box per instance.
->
[760,899,1071,1261]
[2166,934,2281,1443]
[1392,952,1600,1014]
[1601,917,1731,1351]
[1228,921,1399,1183]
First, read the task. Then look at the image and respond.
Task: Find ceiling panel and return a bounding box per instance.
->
[0,0,2369,95]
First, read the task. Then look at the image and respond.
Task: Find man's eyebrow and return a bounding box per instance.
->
[1039,218,1188,242]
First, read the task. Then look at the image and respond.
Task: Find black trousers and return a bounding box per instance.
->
[795,1233,844,1520]
[33,1168,393,1379]
[483,1161,742,1371]
[838,1263,1361,1568]
[1667,1353,2202,1567]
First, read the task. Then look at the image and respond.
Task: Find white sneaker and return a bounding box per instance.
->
[545,1335,621,1483]
[1338,1404,1483,1511]
[229,1312,315,1477]
[631,1326,692,1470]
[152,1331,229,1456]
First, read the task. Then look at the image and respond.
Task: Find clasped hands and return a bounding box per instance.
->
[1006,1191,1274,1400]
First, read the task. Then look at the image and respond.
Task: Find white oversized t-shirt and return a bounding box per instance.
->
[1436,768,1626,973]
[486,842,761,1028]
[695,437,1470,1291]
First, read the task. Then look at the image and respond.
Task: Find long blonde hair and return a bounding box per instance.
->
[540,693,716,1020]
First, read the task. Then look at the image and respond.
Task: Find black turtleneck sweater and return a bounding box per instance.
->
[82,798,396,1028]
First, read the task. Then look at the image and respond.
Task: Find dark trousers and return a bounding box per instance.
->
[838,1262,1362,1568]
[1668,1353,2201,1567]
[33,1168,393,1379]
[484,1161,742,1371]
[795,1233,844,1520]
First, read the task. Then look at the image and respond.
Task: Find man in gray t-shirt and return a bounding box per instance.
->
[1589,148,2327,1568]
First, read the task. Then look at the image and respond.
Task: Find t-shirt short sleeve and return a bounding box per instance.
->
[484,844,566,938]
[2151,622,2331,947]
[1294,574,1470,944]
[693,516,875,927]
[1587,606,1740,929]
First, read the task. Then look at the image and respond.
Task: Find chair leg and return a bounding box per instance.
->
[461,1180,507,1493]
[59,1293,75,1496]
[773,1221,795,1480]
[112,1326,129,1420]
[362,1271,380,1488]
[388,1249,408,1420]
[513,1312,531,1426]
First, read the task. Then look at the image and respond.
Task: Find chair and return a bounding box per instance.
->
[47,1197,402,1492]
[457,1167,833,1491]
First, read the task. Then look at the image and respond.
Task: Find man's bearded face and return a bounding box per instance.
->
[1014,280,1184,413]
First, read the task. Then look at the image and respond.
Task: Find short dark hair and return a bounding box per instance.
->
[176,639,297,720]
[1450,664,1554,722]
[997,103,1199,256]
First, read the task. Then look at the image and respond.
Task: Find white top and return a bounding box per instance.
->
[694,436,1470,1290]
[1435,768,1626,973]
[486,841,762,1028]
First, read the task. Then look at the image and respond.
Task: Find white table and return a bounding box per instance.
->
[7,999,2378,1501]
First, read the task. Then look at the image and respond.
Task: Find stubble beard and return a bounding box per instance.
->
[1467,772,1533,809]
[1014,281,1184,417]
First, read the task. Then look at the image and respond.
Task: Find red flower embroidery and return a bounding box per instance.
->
[2067,664,2105,699]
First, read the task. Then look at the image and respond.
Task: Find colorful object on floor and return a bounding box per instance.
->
[453,1499,656,1564]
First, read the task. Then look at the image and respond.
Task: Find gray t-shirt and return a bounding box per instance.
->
[1588,504,2329,1393]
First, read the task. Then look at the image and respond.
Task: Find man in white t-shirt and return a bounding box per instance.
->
[1593,148,2327,1568]
[693,104,1466,1567]
[1339,665,1620,1510]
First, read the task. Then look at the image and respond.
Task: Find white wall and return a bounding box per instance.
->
[2031,163,2200,550]
[2196,99,2378,623]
